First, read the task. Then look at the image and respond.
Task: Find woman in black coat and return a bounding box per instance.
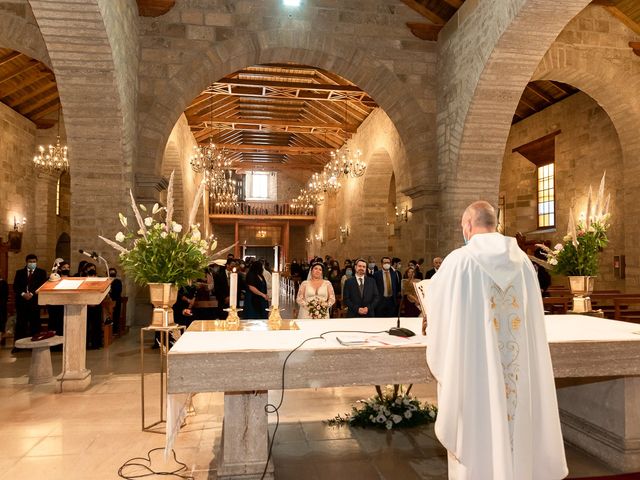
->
[243,261,269,319]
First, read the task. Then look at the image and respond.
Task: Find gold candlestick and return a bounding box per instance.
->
[267,306,283,329]
[224,306,242,329]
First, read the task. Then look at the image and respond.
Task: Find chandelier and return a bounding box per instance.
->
[33,106,69,174]
[330,145,365,178]
[192,93,237,207]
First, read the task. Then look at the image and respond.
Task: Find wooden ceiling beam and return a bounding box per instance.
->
[6,82,57,108]
[20,90,59,115]
[30,101,61,121]
[0,51,22,66]
[0,71,52,97]
[0,62,41,86]
[191,115,357,133]
[630,41,640,57]
[526,83,555,104]
[137,0,176,17]
[401,0,446,25]
[442,0,464,7]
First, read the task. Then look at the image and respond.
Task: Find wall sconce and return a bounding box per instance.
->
[256,229,267,238]
[395,205,408,222]
[314,233,324,246]
[305,237,311,244]
[339,225,349,243]
[8,216,26,252]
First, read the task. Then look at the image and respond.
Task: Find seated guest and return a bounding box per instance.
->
[173,284,196,327]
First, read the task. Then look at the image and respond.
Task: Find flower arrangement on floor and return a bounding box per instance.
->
[537,172,610,277]
[307,297,329,319]
[99,171,232,286]
[327,385,437,430]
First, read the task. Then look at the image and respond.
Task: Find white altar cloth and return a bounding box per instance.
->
[166,314,640,456]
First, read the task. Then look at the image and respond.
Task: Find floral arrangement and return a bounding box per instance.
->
[99,171,231,287]
[307,297,329,319]
[327,385,437,430]
[538,172,610,277]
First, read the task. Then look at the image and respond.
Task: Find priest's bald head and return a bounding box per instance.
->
[461,201,497,242]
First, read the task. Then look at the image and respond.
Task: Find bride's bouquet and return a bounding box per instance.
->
[307,297,329,319]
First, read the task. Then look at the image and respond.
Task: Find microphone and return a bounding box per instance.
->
[79,249,98,260]
[79,249,110,276]
[388,288,415,337]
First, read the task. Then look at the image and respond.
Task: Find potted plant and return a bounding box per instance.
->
[100,172,229,327]
[538,173,610,312]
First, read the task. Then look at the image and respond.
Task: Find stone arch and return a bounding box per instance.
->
[0,6,50,66]
[437,0,591,252]
[137,30,432,194]
[55,232,70,261]
[28,0,137,269]
[358,148,395,259]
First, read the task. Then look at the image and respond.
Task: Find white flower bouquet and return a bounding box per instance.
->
[327,384,437,430]
[100,171,231,287]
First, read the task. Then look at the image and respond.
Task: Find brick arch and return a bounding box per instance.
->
[357,148,395,259]
[0,8,50,65]
[533,47,640,286]
[137,30,431,194]
[437,0,591,253]
[28,0,138,269]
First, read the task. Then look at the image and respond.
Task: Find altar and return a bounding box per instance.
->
[167,315,640,478]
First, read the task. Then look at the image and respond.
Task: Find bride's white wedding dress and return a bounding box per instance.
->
[296,279,336,319]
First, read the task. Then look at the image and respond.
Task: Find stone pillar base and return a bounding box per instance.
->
[558,377,640,471]
[56,369,91,393]
[216,391,274,480]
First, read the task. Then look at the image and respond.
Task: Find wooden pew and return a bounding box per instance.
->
[614,297,640,323]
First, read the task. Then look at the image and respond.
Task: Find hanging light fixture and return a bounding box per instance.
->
[33,105,69,174]
[328,99,366,178]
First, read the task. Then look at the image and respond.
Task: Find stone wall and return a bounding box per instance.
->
[500,92,624,289]
[309,108,431,264]
[135,0,438,199]
[0,0,49,64]
[436,0,590,255]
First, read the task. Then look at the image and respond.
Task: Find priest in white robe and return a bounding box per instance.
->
[423,201,568,479]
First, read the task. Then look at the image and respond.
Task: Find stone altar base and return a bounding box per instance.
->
[558,377,640,471]
[216,391,274,480]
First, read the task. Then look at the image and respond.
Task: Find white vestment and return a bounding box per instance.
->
[423,232,567,480]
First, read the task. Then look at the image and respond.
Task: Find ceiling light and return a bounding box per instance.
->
[283,0,301,6]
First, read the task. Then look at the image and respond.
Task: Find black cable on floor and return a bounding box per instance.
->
[260,329,390,480]
[118,447,194,479]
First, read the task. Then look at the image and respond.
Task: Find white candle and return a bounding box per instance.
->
[230,268,238,308]
[272,272,280,309]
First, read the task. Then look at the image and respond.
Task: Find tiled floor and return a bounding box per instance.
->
[0,324,621,479]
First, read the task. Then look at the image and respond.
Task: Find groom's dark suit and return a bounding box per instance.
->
[343,275,380,318]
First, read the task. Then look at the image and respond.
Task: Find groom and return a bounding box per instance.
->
[343,258,379,317]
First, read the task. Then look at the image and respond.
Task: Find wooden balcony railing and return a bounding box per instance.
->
[210,201,316,217]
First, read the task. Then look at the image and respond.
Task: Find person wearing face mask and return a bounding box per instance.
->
[47,260,71,338]
[366,256,377,277]
[340,265,353,299]
[373,256,400,317]
[12,253,48,352]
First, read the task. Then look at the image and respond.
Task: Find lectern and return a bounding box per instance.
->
[37,277,112,392]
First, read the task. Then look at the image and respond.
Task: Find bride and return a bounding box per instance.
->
[296,262,336,319]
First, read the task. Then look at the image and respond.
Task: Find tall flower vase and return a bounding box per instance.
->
[568,276,595,313]
[149,283,178,327]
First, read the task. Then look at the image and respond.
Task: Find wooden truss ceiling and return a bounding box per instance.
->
[185,64,377,172]
[0,48,59,129]
[513,81,579,124]
[402,0,465,41]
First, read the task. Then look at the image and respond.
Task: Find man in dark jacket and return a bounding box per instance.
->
[12,253,47,351]
[343,258,380,318]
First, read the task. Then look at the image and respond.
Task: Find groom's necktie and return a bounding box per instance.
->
[358,277,364,296]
